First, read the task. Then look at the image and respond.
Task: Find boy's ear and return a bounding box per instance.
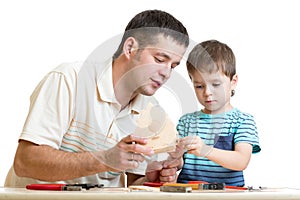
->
[231,74,238,89]
[123,37,138,59]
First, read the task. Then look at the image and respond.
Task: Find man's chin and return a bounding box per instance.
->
[142,91,156,96]
[142,88,157,96]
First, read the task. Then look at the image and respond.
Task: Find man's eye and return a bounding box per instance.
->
[171,64,178,69]
[155,57,164,63]
[213,83,221,87]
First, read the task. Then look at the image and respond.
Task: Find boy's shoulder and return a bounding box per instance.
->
[230,108,255,120]
[179,108,256,121]
[179,110,201,119]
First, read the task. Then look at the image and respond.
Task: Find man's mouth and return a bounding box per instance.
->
[151,79,162,88]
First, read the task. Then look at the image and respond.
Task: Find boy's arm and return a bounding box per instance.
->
[205,143,252,171]
[179,136,252,171]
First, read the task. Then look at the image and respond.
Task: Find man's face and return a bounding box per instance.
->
[127,35,187,96]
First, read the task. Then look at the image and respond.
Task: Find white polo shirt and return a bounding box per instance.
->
[6,59,158,187]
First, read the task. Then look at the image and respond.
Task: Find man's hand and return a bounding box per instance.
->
[145,153,183,183]
[96,135,154,172]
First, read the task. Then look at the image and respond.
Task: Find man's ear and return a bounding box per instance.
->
[123,37,138,59]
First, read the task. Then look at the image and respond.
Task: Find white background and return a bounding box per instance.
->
[1,0,299,188]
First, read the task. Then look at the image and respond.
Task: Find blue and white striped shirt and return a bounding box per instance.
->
[176,108,260,186]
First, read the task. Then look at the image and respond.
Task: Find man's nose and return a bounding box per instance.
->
[159,63,172,79]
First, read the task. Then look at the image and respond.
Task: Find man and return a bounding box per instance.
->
[6,9,189,187]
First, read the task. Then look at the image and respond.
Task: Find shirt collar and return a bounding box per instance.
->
[96,59,146,114]
[96,60,117,104]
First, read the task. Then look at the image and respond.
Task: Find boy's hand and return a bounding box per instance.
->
[178,136,213,157]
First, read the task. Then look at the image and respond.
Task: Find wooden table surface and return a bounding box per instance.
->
[1,187,300,200]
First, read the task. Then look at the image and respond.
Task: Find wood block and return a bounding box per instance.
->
[133,103,177,154]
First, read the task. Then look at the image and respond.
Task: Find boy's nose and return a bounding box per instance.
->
[204,86,213,96]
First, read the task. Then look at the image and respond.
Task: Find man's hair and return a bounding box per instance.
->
[113,9,189,60]
[187,40,236,80]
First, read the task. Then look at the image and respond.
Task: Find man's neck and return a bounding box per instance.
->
[112,58,137,110]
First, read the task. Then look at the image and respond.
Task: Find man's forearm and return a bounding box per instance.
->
[131,176,148,186]
[14,140,108,181]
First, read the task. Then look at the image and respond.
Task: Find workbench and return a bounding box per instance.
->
[1,187,300,200]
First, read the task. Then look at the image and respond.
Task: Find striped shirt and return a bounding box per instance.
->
[176,108,260,186]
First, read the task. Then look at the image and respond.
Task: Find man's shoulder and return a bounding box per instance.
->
[52,61,83,76]
[47,61,87,86]
[51,60,111,82]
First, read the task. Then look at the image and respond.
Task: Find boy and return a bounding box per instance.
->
[177,40,260,186]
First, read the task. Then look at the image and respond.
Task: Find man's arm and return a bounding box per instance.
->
[127,173,146,186]
[14,140,108,181]
[14,135,154,182]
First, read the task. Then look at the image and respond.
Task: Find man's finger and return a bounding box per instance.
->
[159,173,177,183]
[160,167,177,177]
[122,134,148,144]
[146,161,163,172]
[120,135,154,156]
[163,158,180,168]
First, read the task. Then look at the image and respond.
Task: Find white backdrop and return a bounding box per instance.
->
[1,0,299,188]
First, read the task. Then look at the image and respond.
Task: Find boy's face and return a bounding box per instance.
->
[190,69,237,114]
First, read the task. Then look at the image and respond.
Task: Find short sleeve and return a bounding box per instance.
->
[234,114,261,154]
[20,66,77,149]
[176,115,188,138]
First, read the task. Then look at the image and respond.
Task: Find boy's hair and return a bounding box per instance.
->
[113,9,189,60]
[187,40,236,80]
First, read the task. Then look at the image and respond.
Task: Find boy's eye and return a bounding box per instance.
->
[195,85,203,89]
[213,83,221,87]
